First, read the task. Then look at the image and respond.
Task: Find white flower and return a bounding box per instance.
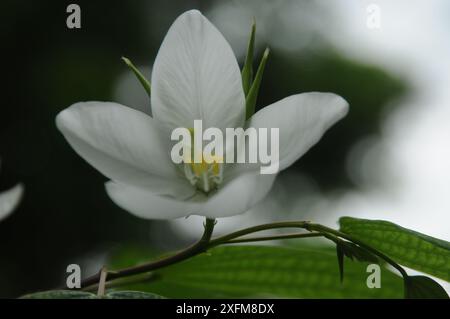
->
[0,160,24,222]
[56,10,348,220]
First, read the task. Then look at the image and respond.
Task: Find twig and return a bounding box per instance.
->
[78,218,216,289]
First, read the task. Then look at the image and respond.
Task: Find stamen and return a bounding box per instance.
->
[182,155,224,193]
[202,171,209,193]
[181,128,224,193]
[184,163,197,185]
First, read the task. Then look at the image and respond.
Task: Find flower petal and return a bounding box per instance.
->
[230,92,348,176]
[199,172,276,218]
[56,102,193,197]
[151,10,245,131]
[105,182,198,220]
[106,172,275,220]
[0,183,24,221]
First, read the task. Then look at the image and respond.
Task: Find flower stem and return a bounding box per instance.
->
[79,218,216,289]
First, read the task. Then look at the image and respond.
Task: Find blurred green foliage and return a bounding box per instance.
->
[108,245,404,298]
[21,289,165,299]
[259,50,407,189]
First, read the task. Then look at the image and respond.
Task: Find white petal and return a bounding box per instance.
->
[199,172,276,218]
[56,102,193,197]
[106,172,275,220]
[0,183,24,221]
[151,10,245,132]
[246,92,348,173]
[105,182,198,220]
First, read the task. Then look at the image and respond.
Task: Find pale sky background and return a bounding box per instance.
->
[307,0,450,240]
[181,0,450,240]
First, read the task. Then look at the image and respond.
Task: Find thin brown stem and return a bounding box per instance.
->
[96,267,108,296]
[79,218,216,289]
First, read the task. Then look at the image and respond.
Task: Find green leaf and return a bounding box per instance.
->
[20,290,96,299]
[241,20,256,96]
[339,241,379,263]
[104,291,165,299]
[339,217,450,281]
[245,48,270,120]
[20,290,165,299]
[121,56,151,97]
[112,245,404,298]
[336,240,378,283]
[404,276,449,299]
[336,243,345,283]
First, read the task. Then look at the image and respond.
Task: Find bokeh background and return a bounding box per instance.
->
[1,0,449,298]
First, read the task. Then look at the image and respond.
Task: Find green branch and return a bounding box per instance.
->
[222,232,323,244]
[209,220,310,247]
[78,219,411,293]
[79,218,215,289]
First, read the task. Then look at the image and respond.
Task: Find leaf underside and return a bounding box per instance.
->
[339,217,450,281]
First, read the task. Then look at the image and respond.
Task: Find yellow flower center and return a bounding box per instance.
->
[184,154,223,193]
[182,128,223,193]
